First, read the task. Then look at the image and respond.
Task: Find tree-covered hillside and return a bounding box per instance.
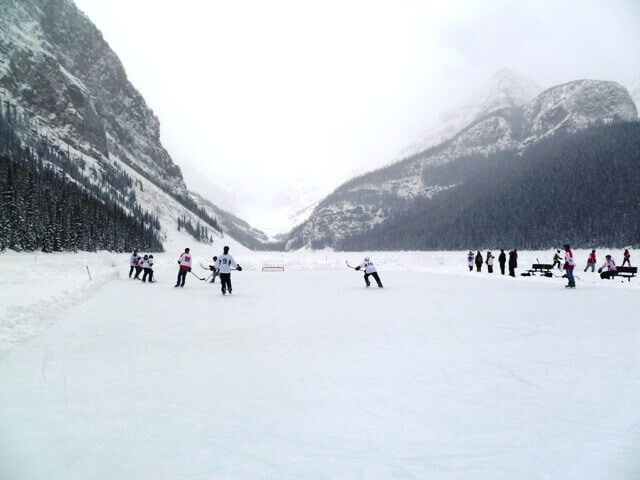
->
[339,122,640,250]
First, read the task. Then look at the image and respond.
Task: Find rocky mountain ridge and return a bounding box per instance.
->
[286,79,638,249]
[0,0,266,250]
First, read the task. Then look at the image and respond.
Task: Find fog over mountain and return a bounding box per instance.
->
[71,0,640,234]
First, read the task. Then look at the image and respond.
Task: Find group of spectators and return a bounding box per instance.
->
[468,249,519,277]
[467,248,633,283]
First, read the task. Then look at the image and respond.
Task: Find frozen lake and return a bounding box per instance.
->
[1,250,639,479]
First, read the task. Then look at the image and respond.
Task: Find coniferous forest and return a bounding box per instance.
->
[0,154,163,252]
[338,122,640,251]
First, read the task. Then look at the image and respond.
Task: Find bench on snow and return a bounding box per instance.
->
[521,263,554,277]
[614,266,637,281]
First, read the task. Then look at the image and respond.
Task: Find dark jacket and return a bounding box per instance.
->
[498,252,506,265]
[508,251,517,268]
[475,252,483,265]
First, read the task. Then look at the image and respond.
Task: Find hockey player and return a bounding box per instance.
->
[598,255,617,279]
[207,256,219,283]
[552,250,563,269]
[129,251,140,278]
[622,249,631,267]
[563,244,576,288]
[467,251,474,271]
[142,255,154,283]
[175,248,192,288]
[216,246,242,295]
[133,252,143,280]
[584,250,596,272]
[355,257,383,288]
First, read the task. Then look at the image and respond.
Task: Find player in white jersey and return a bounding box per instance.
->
[355,256,383,288]
[129,251,140,278]
[216,246,242,295]
[175,247,192,288]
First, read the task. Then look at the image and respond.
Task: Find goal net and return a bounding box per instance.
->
[261,265,285,272]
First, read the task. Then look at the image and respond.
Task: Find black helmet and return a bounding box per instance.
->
[223,245,229,254]
[185,248,190,253]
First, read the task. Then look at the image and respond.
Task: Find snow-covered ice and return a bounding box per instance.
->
[1,250,639,479]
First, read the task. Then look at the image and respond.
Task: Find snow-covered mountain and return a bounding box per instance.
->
[0,0,263,252]
[628,75,640,111]
[287,79,638,250]
[403,69,543,156]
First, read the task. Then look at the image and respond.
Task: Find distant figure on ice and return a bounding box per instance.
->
[498,249,506,275]
[208,256,219,283]
[129,251,140,278]
[355,257,383,288]
[598,255,617,279]
[622,249,631,267]
[175,247,192,288]
[142,255,154,283]
[475,251,483,272]
[563,244,576,288]
[467,251,474,272]
[508,249,517,277]
[552,250,563,269]
[584,250,596,272]
[216,246,242,295]
[486,251,494,273]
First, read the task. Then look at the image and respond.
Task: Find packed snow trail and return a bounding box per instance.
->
[1,267,640,479]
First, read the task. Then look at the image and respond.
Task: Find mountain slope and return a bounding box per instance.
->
[0,0,263,252]
[340,122,640,250]
[402,69,543,156]
[287,80,638,250]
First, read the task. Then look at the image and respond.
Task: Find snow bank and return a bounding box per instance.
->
[0,251,119,353]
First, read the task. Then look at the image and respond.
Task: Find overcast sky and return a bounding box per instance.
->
[74,0,640,234]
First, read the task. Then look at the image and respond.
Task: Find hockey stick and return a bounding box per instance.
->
[189,270,206,281]
[345,261,357,270]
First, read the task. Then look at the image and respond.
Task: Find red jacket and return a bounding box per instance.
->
[587,252,596,264]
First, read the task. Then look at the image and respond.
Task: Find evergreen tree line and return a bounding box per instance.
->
[177,215,216,244]
[0,99,145,216]
[0,154,163,252]
[338,122,640,251]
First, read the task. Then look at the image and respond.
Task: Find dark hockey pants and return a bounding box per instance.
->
[622,259,631,267]
[487,265,493,273]
[364,271,382,287]
[176,268,188,287]
[600,270,616,280]
[134,266,142,279]
[220,273,232,293]
[129,266,135,278]
[499,263,505,275]
[142,268,153,283]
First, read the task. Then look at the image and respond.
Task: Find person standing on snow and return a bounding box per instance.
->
[475,251,483,272]
[207,256,219,283]
[622,249,631,267]
[498,249,506,275]
[486,251,494,273]
[175,247,192,288]
[508,249,517,277]
[129,251,140,278]
[598,255,617,279]
[216,246,242,295]
[355,256,383,288]
[552,250,563,269]
[563,244,576,288]
[467,251,474,272]
[142,255,154,283]
[584,250,596,272]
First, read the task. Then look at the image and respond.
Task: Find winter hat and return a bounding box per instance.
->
[364,256,370,261]
[223,246,230,254]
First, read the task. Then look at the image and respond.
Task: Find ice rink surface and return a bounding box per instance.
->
[1,250,639,479]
